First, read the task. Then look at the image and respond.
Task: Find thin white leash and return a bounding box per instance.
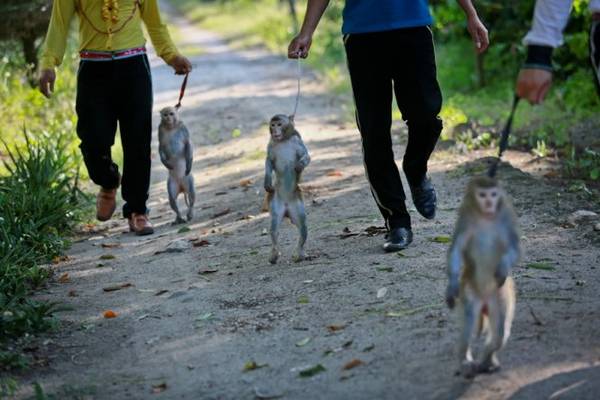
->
[291,55,301,118]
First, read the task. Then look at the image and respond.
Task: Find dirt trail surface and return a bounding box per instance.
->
[16,2,600,399]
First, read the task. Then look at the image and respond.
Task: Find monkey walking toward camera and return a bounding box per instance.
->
[158,106,195,224]
[264,114,310,264]
[446,175,519,379]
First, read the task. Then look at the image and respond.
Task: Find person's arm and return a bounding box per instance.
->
[457,0,489,53]
[141,0,191,74]
[288,0,330,59]
[38,0,76,98]
[517,0,573,104]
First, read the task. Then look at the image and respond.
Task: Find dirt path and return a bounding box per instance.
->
[16,2,600,399]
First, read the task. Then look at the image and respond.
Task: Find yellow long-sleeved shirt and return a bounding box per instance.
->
[40,0,180,69]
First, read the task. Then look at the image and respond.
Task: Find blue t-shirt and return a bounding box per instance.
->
[342,0,433,34]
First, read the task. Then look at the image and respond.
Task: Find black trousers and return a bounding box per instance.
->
[76,54,153,218]
[344,26,443,230]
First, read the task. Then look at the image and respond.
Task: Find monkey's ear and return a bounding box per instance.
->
[288,115,295,123]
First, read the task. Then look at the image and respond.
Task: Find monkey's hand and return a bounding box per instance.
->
[446,281,459,309]
[264,178,274,193]
[495,262,510,288]
[39,68,56,98]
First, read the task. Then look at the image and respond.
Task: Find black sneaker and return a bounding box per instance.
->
[383,227,413,252]
[410,177,437,220]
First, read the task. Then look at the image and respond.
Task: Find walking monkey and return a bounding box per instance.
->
[158,106,195,224]
[264,114,310,264]
[446,176,519,378]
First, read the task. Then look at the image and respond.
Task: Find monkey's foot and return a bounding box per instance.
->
[269,249,280,264]
[186,211,194,222]
[477,359,501,374]
[459,361,478,379]
[292,251,306,263]
[171,216,186,225]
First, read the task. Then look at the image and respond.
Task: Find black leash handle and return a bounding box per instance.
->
[488,94,520,178]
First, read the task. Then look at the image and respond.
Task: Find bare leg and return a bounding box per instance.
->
[269,196,285,264]
[168,177,184,224]
[185,175,195,222]
[288,198,307,262]
[479,279,515,373]
[458,294,482,379]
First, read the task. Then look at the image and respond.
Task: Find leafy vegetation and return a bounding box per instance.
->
[171,0,600,181]
[0,38,91,374]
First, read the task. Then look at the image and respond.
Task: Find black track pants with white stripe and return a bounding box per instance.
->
[344,26,443,230]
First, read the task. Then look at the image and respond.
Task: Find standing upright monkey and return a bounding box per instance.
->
[158,106,195,224]
[446,175,519,378]
[264,114,311,264]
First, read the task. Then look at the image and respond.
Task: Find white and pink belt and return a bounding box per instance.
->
[80,46,146,61]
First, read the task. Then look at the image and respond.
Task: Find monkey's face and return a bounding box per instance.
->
[475,187,500,218]
[269,115,293,142]
[160,107,178,127]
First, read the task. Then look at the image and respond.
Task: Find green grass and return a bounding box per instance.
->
[0,38,93,377]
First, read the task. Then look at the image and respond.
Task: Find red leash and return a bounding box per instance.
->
[175,72,189,109]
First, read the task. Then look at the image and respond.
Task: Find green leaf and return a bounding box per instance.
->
[231,128,242,138]
[178,226,191,233]
[430,236,451,244]
[299,364,326,378]
[297,296,309,304]
[590,168,600,180]
[295,337,311,347]
[99,254,115,260]
[526,262,555,271]
[243,360,268,372]
[196,312,214,321]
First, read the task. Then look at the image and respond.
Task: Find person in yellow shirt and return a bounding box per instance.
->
[39,0,192,235]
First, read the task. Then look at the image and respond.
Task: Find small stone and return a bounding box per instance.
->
[566,210,598,227]
[594,222,600,232]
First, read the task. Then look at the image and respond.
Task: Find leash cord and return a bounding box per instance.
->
[488,94,520,178]
[175,72,189,109]
[292,56,301,118]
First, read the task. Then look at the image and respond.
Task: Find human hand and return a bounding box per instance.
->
[39,68,56,98]
[168,55,192,75]
[288,34,312,59]
[466,15,489,53]
[516,68,553,105]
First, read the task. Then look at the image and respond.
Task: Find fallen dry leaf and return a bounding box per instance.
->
[101,243,122,249]
[99,254,116,260]
[239,178,253,187]
[326,170,343,177]
[103,283,134,292]
[52,255,70,264]
[103,310,118,318]
[327,324,346,333]
[155,289,169,296]
[199,268,218,275]
[151,382,167,394]
[68,290,78,297]
[243,360,268,372]
[191,239,210,247]
[342,359,364,370]
[211,208,231,219]
[58,273,70,283]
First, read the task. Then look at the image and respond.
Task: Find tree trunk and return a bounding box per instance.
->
[286,0,299,34]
